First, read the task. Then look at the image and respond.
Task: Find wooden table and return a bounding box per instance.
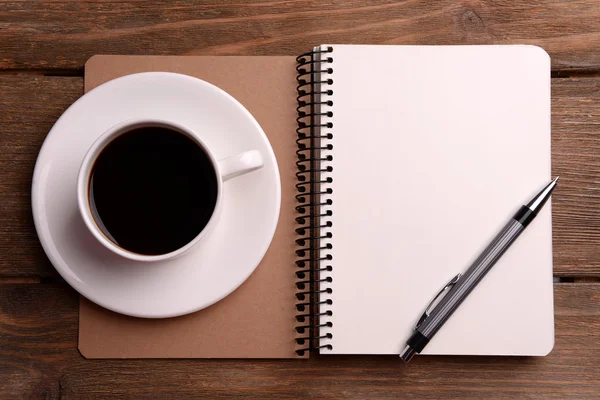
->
[1,1,599,398]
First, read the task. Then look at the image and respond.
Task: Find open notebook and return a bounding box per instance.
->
[309,45,553,355]
[80,45,553,358]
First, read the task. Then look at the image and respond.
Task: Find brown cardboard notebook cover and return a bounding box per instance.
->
[80,55,300,358]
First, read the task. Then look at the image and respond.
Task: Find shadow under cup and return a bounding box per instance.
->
[87,124,219,256]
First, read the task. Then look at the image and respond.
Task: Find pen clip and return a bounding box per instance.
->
[414,273,462,331]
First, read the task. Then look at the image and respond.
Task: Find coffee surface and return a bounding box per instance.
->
[89,126,218,255]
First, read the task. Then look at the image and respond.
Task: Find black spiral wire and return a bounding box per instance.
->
[294,47,334,356]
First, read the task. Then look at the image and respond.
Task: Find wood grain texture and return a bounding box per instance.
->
[0,0,599,72]
[0,283,597,399]
[0,76,598,277]
[552,78,600,276]
[0,76,82,277]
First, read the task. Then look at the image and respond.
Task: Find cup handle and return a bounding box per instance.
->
[218,150,264,182]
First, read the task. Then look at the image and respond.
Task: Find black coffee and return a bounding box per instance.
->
[89,126,218,255]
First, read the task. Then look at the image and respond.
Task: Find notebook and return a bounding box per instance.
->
[308,45,553,355]
[81,56,303,358]
[80,45,553,358]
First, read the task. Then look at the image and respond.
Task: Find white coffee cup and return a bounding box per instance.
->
[76,119,263,262]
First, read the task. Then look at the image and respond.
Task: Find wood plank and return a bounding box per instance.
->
[0,76,82,277]
[0,283,598,398]
[0,76,598,277]
[0,1,599,72]
[552,78,600,276]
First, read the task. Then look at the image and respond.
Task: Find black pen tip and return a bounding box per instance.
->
[400,345,416,362]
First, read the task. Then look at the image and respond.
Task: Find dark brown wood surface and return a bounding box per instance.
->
[0,0,599,72]
[1,0,599,398]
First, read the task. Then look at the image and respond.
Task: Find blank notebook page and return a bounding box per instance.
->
[317,45,554,355]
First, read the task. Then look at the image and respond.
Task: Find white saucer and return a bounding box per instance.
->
[32,72,281,318]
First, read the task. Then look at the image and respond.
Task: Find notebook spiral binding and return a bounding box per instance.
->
[294,46,334,356]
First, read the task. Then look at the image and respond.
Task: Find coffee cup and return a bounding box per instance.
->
[76,118,263,262]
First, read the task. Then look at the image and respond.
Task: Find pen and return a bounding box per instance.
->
[400,177,559,362]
